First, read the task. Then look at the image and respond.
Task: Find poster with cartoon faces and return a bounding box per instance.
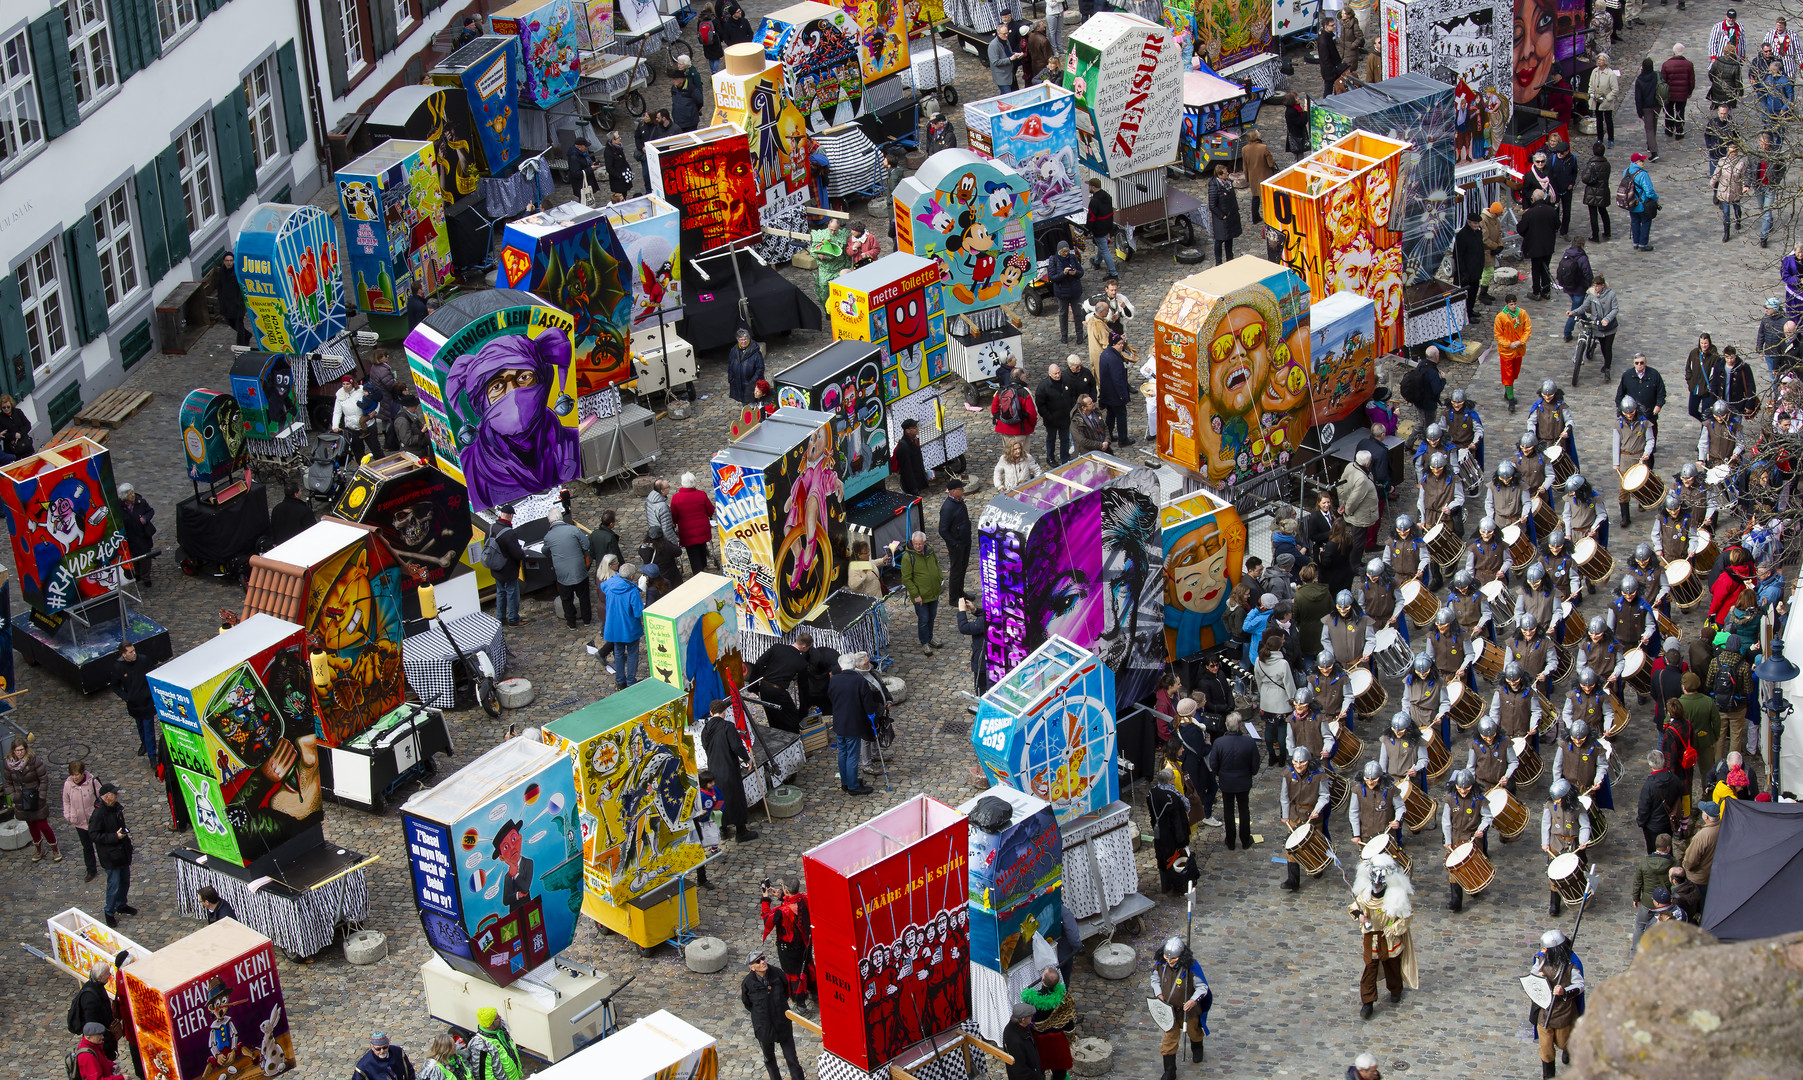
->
[760,4,867,133]
[963,85,1085,219]
[892,150,1034,319]
[602,194,684,329]
[829,253,948,400]
[1308,290,1379,425]
[490,0,583,108]
[827,0,909,82]
[235,204,345,355]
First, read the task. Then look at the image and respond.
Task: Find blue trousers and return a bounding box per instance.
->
[105,865,131,916]
[133,710,157,757]
[915,600,938,644]
[837,734,866,790]
[495,579,520,623]
[613,640,640,686]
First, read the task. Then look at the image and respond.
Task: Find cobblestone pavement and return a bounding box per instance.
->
[0,3,1779,1077]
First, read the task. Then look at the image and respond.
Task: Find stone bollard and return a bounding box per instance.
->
[768,785,805,819]
[1091,942,1136,980]
[685,936,729,973]
[0,819,28,850]
[344,930,388,966]
[1070,1037,1114,1076]
[495,678,535,710]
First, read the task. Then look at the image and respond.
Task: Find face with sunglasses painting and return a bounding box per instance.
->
[1193,284,1310,483]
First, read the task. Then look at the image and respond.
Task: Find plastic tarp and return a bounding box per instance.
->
[1699,799,1803,942]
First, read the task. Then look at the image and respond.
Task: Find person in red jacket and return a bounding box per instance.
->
[1662,43,1697,138]
[1709,546,1755,626]
[670,472,716,576]
[990,369,1039,446]
[72,1024,119,1079]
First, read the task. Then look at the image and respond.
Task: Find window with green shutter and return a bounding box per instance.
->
[156,144,191,264]
[28,11,79,140]
[213,95,248,214]
[135,162,170,283]
[0,276,26,398]
[46,381,83,432]
[118,318,153,370]
[319,0,349,99]
[64,217,110,345]
[232,86,256,191]
[276,41,307,153]
[105,0,161,82]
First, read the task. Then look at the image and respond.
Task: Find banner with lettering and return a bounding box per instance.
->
[121,922,295,1080]
[1064,13,1184,177]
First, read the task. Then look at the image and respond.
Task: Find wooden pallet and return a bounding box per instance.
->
[75,388,153,428]
[46,425,109,449]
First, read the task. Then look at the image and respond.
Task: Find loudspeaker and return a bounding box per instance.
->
[580,404,660,479]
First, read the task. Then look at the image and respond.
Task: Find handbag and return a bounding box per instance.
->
[18,787,39,814]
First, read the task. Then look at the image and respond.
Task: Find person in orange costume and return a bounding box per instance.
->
[1493,294,1533,413]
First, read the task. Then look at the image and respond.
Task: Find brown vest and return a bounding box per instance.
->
[1286,767,1325,820]
[1355,781,1397,836]
[1582,636,1620,678]
[1387,535,1422,580]
[1567,494,1599,535]
[1547,801,1583,854]
[1383,731,1419,781]
[1678,481,1708,519]
[1290,710,1325,758]
[1446,789,1485,845]
[1450,590,1485,631]
[1472,736,1510,786]
[1561,739,1602,790]
[1405,678,1440,728]
[1511,634,1550,677]
[1328,613,1372,662]
[1542,957,1581,1029]
[1534,401,1568,443]
[1703,417,1738,464]
[1617,416,1650,460]
[1310,669,1348,717]
[1360,576,1397,621]
[1517,451,1548,492]
[1567,687,1609,732]
[1470,536,1507,580]
[1421,473,1457,526]
[1521,586,1556,629]
[1659,513,1690,561]
[1446,407,1478,448]
[1496,684,1536,738]
[1491,483,1525,525]
[1547,551,1579,590]
[1613,597,1649,646]
[1431,625,1465,675]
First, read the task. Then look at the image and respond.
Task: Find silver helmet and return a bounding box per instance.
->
[1497,460,1518,481]
[1163,936,1185,958]
[1712,399,1730,418]
[1679,462,1699,481]
[1435,605,1455,626]
[1452,768,1477,789]
[1479,516,1497,535]
[1293,687,1316,707]
[1578,665,1599,688]
[1391,712,1412,733]
[1367,557,1386,577]
[1430,452,1449,471]
[1588,616,1608,636]
[1620,396,1639,413]
[1621,574,1640,595]
[1566,473,1587,494]
[1571,720,1591,741]
[1541,378,1558,396]
[1541,928,1568,949]
[1665,493,1682,512]
[1453,570,1475,590]
[1526,563,1546,585]
[1519,430,1538,451]
[1412,652,1433,676]
[1318,649,1338,669]
[1549,778,1575,802]
[1337,589,1356,609]
[1396,513,1414,532]
[1503,661,1524,682]
[1478,717,1501,738]
[1452,388,1468,405]
[1547,528,1567,548]
[1519,611,1540,632]
[1426,423,1445,443]
[1363,760,1383,780]
[1291,745,1314,764]
[1634,543,1654,563]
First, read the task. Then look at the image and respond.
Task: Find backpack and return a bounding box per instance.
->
[1400,363,1427,405]
[1555,250,1587,292]
[995,387,1026,425]
[64,1046,99,1080]
[1666,721,1699,771]
[1712,661,1747,710]
[482,528,512,572]
[1615,170,1634,209]
[698,15,717,44]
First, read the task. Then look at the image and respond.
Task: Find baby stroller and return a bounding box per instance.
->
[305,431,353,505]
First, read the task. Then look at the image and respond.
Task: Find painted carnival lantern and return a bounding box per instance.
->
[234,204,345,355]
[892,150,1033,318]
[497,203,636,395]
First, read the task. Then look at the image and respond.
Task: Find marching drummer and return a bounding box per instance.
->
[1508,612,1555,698]
[1651,494,1692,563]
[1517,564,1559,633]
[1358,560,1405,641]
[1467,717,1521,791]
[1613,396,1657,528]
[1464,517,1511,586]
[1697,399,1745,470]
[1418,453,1465,532]
[1441,769,1493,913]
[1541,779,1593,916]
[1444,387,1485,466]
[1446,571,1493,642]
[1350,760,1406,850]
[1412,423,1451,478]
[1279,746,1332,892]
[1626,545,1673,616]
[1288,689,1338,764]
[1528,379,1578,465]
[1325,590,1377,669]
[1543,529,1588,610]
[1488,663,1542,756]
[1514,431,1557,505]
[1561,474,1608,552]
[1310,650,1354,729]
[1555,719,1613,809]
[1486,461,1530,536]
[1581,617,1629,702]
[1383,706,1432,787]
[1562,667,1612,744]
[1672,463,1713,528]
[1608,575,1662,688]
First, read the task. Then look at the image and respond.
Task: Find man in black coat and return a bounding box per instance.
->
[1636,750,1686,855]
[1098,336,1133,446]
[1047,241,1085,343]
[1452,213,1488,320]
[269,480,317,545]
[742,954,805,1080]
[1615,353,1668,431]
[796,636,839,718]
[216,253,249,346]
[1148,768,1198,894]
[67,963,114,1049]
[1314,19,1346,95]
[1034,366,1077,466]
[957,599,989,695]
[700,700,757,842]
[1404,347,1447,437]
[748,640,807,730]
[939,478,973,602]
[113,643,158,760]
[1003,1003,1044,1080]
[1517,191,1563,300]
[1546,139,1579,236]
[829,661,880,795]
[1205,714,1261,850]
[1355,426,1394,501]
[90,786,134,927]
[895,419,930,496]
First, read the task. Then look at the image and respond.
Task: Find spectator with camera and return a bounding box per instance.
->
[759,877,816,1010]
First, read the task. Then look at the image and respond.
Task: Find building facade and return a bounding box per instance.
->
[303,0,481,151]
[0,0,322,439]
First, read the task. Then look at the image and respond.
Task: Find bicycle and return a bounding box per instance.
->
[1571,316,1602,386]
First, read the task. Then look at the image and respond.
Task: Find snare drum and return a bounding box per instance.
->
[1328,770,1350,812]
[1458,450,1484,493]
[1548,851,1589,904]
[1513,737,1544,785]
[1560,603,1588,649]
[1446,841,1495,893]
[1481,579,1516,628]
[1425,522,1464,567]
[1361,833,1412,875]
[1690,529,1719,571]
[1529,495,1560,534]
[1331,721,1364,770]
[1398,778,1437,833]
[1536,692,1560,737]
[1622,462,1667,509]
[1666,558,1704,610]
[1580,794,1609,845]
[1605,694,1631,738]
[1621,648,1653,694]
[1401,580,1440,625]
[1372,627,1413,679]
[1472,638,1508,681]
[1545,443,1578,485]
[1349,669,1388,719]
[1285,823,1332,874]
[1422,726,1452,780]
[1573,536,1615,583]
[1656,610,1681,640]
[1486,786,1530,838]
[1502,524,1537,571]
[1446,679,1486,730]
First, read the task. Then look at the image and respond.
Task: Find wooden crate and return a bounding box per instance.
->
[75,388,153,428]
[800,718,830,756]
